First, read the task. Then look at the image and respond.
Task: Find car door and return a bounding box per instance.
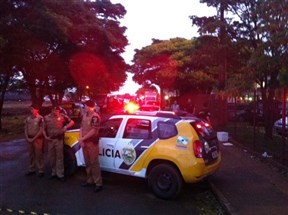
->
[99,117,123,171]
[114,118,152,174]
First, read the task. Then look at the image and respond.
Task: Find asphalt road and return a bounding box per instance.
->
[0,139,225,215]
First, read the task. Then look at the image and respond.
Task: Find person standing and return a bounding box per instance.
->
[185,98,195,115]
[171,100,180,112]
[24,104,45,177]
[79,100,103,193]
[44,106,74,181]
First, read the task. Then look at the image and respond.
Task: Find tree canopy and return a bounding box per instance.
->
[191,0,288,138]
[130,37,219,96]
[0,0,129,106]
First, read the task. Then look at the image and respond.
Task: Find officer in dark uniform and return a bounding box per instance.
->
[44,106,74,181]
[24,104,45,177]
[79,100,103,193]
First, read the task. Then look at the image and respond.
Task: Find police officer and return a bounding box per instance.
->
[79,100,103,193]
[44,106,74,181]
[24,104,45,177]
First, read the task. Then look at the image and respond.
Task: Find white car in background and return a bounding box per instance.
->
[274,117,288,136]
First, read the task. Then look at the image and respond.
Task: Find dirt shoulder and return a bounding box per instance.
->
[0,101,30,142]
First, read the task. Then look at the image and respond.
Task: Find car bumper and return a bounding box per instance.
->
[181,153,222,183]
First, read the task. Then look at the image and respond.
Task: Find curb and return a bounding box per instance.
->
[208,179,238,215]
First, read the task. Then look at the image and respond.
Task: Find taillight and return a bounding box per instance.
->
[193,140,203,158]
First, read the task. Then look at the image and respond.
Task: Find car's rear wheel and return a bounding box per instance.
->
[148,164,183,199]
[64,145,77,176]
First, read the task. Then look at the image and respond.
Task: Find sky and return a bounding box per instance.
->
[110,0,216,94]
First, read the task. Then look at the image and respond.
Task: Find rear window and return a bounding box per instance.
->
[191,120,215,138]
[157,121,177,139]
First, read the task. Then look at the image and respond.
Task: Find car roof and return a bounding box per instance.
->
[113,111,178,118]
[113,111,200,122]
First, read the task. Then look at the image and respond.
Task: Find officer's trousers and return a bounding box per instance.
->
[82,141,102,186]
[47,138,64,178]
[28,137,44,173]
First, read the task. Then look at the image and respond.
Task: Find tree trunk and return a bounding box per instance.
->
[263,88,277,139]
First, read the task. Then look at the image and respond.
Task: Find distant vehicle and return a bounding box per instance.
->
[60,102,84,124]
[274,117,288,136]
[144,91,158,103]
[63,111,221,199]
[139,101,160,111]
[227,103,249,122]
[94,94,108,113]
[246,101,281,125]
[228,101,281,125]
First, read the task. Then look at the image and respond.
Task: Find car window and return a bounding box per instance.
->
[123,118,151,139]
[99,118,122,138]
[157,121,178,139]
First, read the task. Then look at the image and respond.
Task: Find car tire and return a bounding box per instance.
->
[148,164,183,199]
[64,145,77,176]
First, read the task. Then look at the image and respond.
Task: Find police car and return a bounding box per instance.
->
[63,111,221,199]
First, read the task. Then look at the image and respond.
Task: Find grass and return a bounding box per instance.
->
[221,122,288,166]
[0,101,30,141]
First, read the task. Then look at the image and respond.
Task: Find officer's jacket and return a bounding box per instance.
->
[81,112,101,142]
[25,114,44,138]
[44,113,71,137]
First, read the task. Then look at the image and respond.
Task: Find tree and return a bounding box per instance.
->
[0,0,128,104]
[193,0,288,138]
[0,0,128,130]
[130,38,220,98]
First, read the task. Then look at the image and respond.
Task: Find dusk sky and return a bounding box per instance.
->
[110,0,216,94]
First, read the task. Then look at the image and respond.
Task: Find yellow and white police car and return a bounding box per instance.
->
[63,111,221,199]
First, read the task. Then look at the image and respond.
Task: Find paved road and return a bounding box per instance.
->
[0,139,224,215]
[208,141,288,215]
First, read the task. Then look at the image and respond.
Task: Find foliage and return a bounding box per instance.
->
[223,122,288,165]
[0,0,128,131]
[0,0,128,106]
[130,37,219,95]
[192,0,288,138]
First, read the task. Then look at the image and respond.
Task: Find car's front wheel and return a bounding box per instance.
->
[148,164,183,199]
